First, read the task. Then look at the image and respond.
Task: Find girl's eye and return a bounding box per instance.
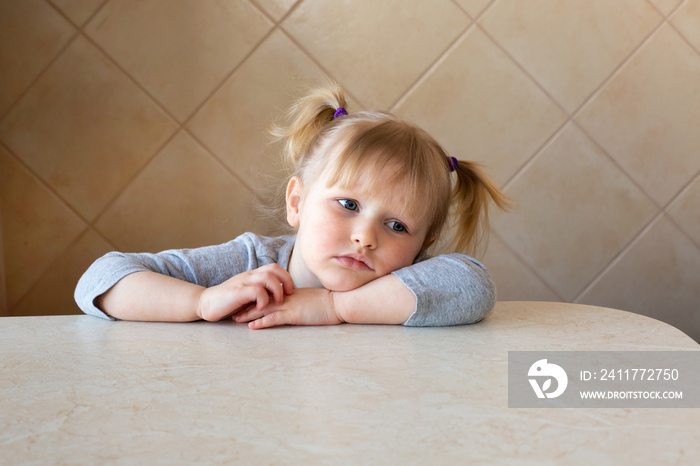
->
[338,199,358,211]
[387,221,407,233]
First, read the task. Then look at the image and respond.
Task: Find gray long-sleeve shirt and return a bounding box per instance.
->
[74,233,496,326]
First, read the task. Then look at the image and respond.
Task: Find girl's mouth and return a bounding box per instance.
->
[335,255,374,272]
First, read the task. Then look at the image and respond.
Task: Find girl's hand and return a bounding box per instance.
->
[196,264,294,321]
[233,288,342,329]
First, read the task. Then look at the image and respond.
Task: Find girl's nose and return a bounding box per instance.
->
[352,222,377,250]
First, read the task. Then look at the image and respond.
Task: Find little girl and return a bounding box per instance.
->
[75,81,510,329]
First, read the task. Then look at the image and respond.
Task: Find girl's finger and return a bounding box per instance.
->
[235,309,257,323]
[249,310,290,330]
[266,267,295,302]
[232,302,256,321]
[261,265,295,295]
[254,285,270,310]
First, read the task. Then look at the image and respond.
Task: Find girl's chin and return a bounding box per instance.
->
[319,274,374,292]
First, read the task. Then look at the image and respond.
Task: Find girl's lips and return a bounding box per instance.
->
[335,255,374,272]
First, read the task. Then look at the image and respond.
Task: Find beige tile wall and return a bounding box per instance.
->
[1,0,698,342]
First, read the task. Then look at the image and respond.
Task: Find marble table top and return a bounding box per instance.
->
[1,301,699,464]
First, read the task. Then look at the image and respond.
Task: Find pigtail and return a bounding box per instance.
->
[449,160,512,254]
[269,80,348,168]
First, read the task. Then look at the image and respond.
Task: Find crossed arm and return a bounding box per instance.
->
[95,264,416,329]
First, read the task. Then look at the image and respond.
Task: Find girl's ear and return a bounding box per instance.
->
[286,176,303,228]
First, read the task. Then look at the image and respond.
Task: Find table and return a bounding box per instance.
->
[2,301,699,464]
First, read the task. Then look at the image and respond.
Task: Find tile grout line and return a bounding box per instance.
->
[388,20,475,112]
[490,231,566,302]
[0,140,106,312]
[275,26,367,109]
[8,226,100,314]
[247,0,304,25]
[499,118,570,192]
[495,0,700,306]
[0,139,95,232]
[79,1,294,242]
[392,0,499,112]
[45,0,110,29]
[87,126,181,237]
[68,0,315,243]
[273,0,371,109]
[450,0,500,22]
[0,19,80,126]
[658,169,700,251]
[182,0,344,195]
[393,0,566,302]
[67,30,187,232]
[176,24,282,195]
[475,21,573,120]
[569,19,668,122]
[0,137,117,311]
[663,1,700,60]
[474,21,573,192]
[570,136,699,303]
[76,4,282,216]
[76,30,263,228]
[182,128,259,196]
[179,22,278,128]
[1,0,110,127]
[572,211,665,304]
[3,0,257,313]
[78,31,182,128]
[571,120,661,210]
[477,7,672,301]
[1,136,120,311]
[481,8,668,192]
[3,0,304,311]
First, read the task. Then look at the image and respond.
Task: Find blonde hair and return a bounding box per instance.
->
[270,81,511,255]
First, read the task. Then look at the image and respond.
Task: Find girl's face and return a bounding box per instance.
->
[286,162,431,292]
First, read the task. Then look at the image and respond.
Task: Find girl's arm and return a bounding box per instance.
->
[236,253,495,328]
[234,273,414,329]
[74,233,295,321]
[95,271,204,322]
[95,264,294,322]
[391,253,496,326]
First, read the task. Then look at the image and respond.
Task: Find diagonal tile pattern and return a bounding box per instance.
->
[395,27,567,185]
[0,35,178,221]
[577,24,700,207]
[49,0,105,26]
[283,0,471,109]
[648,0,684,15]
[480,0,663,113]
[1,0,699,342]
[580,215,700,337]
[85,0,273,123]
[0,0,75,117]
[492,123,658,300]
[188,29,329,192]
[670,0,700,50]
[0,147,85,309]
[667,174,700,246]
[94,130,268,252]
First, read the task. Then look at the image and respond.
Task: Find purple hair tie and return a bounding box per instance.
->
[448,156,459,172]
[333,107,348,119]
